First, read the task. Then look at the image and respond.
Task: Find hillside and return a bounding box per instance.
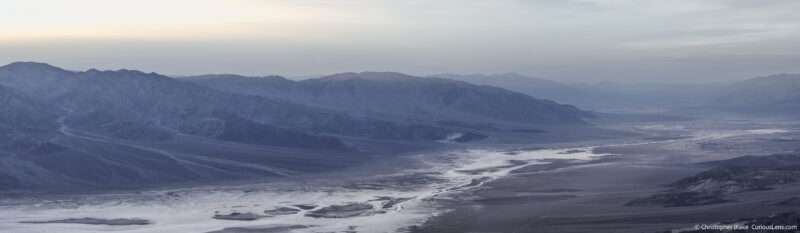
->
[186,72,595,125]
[716,74,800,106]
[0,63,452,190]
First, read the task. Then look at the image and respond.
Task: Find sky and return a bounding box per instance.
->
[1,0,799,82]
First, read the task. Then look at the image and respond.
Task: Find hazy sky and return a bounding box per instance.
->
[1,0,799,82]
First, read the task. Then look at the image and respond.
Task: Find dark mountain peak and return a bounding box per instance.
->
[178,74,298,97]
[315,72,358,81]
[0,62,67,73]
[185,74,247,79]
[0,62,72,79]
[81,68,162,77]
[114,69,150,76]
[358,71,419,80]
[186,74,291,82]
[318,72,420,82]
[0,62,76,96]
[77,68,184,88]
[256,75,292,82]
[432,73,563,85]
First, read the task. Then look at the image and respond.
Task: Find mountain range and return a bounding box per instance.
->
[433,73,800,114]
[0,62,594,191]
[4,61,793,191]
[715,74,800,107]
[184,72,593,125]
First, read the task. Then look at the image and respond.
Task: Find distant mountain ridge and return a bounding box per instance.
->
[185,72,595,125]
[436,72,800,113]
[432,73,585,104]
[716,74,800,106]
[432,73,729,110]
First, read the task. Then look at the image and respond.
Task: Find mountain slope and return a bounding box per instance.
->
[0,84,64,153]
[0,62,454,190]
[0,62,599,191]
[0,84,63,133]
[431,73,586,105]
[716,74,800,106]
[434,73,728,109]
[185,72,594,125]
[0,63,449,143]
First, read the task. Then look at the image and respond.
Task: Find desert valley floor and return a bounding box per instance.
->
[1,115,798,233]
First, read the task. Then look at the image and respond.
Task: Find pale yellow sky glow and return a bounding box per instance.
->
[0,0,395,41]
